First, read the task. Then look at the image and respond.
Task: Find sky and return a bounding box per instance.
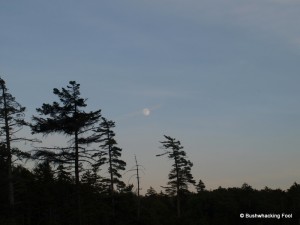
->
[1,0,300,193]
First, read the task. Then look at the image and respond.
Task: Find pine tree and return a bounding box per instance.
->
[196,179,206,193]
[145,186,157,197]
[33,161,56,225]
[0,77,33,225]
[156,135,195,218]
[33,160,55,182]
[56,163,73,183]
[31,81,102,225]
[81,167,104,193]
[94,117,126,215]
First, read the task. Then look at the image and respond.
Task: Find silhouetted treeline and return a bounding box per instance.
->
[0,78,299,225]
[0,164,299,225]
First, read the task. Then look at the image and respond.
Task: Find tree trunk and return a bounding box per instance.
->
[2,83,16,225]
[135,156,141,222]
[108,134,115,217]
[173,151,181,218]
[74,130,82,225]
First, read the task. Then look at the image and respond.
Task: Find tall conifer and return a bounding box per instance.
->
[94,117,126,216]
[157,135,195,218]
[0,77,32,225]
[31,81,101,225]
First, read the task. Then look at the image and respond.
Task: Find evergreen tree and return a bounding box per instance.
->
[31,81,102,225]
[156,135,195,218]
[0,143,8,222]
[0,77,33,225]
[56,163,73,183]
[32,161,57,225]
[33,160,54,182]
[81,167,104,193]
[196,179,206,193]
[145,186,158,197]
[94,117,126,215]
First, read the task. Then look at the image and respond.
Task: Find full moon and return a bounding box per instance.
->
[143,108,150,116]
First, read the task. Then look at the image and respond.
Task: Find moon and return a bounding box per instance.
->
[143,108,150,116]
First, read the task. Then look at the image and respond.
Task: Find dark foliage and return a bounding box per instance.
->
[31,81,102,225]
[157,135,196,218]
[94,117,126,192]
[1,168,298,225]
[0,77,35,225]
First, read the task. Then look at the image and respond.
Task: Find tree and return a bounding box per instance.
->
[196,179,206,193]
[0,77,33,225]
[124,155,145,222]
[241,183,253,191]
[156,135,195,218]
[287,182,300,221]
[130,155,143,221]
[134,155,142,221]
[56,163,73,183]
[32,161,57,225]
[94,117,126,215]
[81,167,104,193]
[33,160,55,182]
[31,81,102,225]
[145,186,157,197]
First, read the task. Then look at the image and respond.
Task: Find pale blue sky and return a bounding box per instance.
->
[1,0,300,192]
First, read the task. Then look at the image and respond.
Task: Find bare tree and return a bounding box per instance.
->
[125,155,145,222]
